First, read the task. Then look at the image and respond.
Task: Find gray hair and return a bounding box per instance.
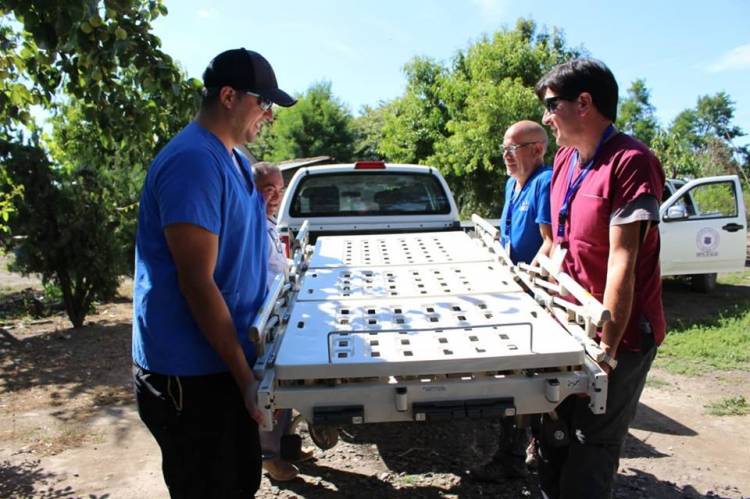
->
[252,162,280,183]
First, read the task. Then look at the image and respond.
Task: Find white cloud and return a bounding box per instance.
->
[197,8,219,19]
[706,43,750,72]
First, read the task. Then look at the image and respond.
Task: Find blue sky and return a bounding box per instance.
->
[153,0,750,145]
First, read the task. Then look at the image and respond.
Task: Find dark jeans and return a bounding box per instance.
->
[498,416,529,460]
[133,365,261,498]
[535,339,657,499]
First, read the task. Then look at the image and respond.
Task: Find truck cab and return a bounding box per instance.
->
[276,161,461,252]
[660,175,747,291]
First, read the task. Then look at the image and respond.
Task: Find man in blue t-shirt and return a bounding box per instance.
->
[498,120,553,265]
[132,48,296,498]
[474,121,552,483]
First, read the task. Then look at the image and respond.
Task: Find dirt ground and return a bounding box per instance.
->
[1,255,749,498]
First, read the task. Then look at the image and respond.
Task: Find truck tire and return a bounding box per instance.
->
[690,273,717,293]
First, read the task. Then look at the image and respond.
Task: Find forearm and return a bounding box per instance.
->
[178,275,253,391]
[532,223,554,263]
[536,238,554,260]
[599,223,641,356]
[600,258,635,356]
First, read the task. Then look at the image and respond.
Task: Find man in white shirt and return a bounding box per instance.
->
[253,162,314,481]
[253,163,288,289]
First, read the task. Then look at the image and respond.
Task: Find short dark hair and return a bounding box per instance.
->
[200,86,222,110]
[535,58,619,122]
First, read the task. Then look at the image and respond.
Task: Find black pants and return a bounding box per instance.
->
[535,339,657,499]
[133,365,261,498]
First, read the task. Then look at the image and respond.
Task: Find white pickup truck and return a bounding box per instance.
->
[660,175,747,291]
[252,162,746,446]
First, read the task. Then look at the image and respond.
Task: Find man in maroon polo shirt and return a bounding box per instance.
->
[533,59,666,499]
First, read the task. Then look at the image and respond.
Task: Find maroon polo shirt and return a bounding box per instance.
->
[550,133,666,351]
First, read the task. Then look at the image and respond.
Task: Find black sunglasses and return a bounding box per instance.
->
[544,96,574,113]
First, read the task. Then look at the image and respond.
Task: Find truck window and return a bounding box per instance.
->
[674,181,737,219]
[290,172,451,217]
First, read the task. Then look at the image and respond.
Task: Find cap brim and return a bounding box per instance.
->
[261,88,297,107]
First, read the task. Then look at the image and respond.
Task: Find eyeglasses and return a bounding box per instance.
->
[500,142,538,155]
[261,184,285,197]
[543,96,573,113]
[242,91,273,112]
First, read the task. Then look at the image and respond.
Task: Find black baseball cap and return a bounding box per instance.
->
[203,48,296,107]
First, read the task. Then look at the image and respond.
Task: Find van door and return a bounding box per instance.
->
[659,175,747,276]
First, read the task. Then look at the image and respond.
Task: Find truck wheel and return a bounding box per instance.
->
[690,273,717,293]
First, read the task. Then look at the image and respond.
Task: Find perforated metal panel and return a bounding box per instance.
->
[297,262,522,301]
[275,231,585,380]
[275,292,584,379]
[308,231,492,268]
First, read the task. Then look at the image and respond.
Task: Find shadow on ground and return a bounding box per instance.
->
[630,402,697,437]
[0,321,131,397]
[287,462,540,499]
[339,419,500,475]
[0,317,134,446]
[0,459,75,498]
[614,467,738,499]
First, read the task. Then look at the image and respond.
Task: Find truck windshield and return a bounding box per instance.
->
[290,172,451,217]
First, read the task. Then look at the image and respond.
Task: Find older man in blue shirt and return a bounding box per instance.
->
[474,120,552,482]
[499,120,553,265]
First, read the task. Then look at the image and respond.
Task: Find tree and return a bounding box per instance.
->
[378,19,580,216]
[1,139,129,327]
[617,79,658,146]
[378,57,449,164]
[655,92,746,180]
[253,82,355,162]
[0,1,200,326]
[352,103,390,160]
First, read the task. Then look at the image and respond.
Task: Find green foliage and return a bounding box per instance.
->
[0,1,200,326]
[254,81,355,162]
[377,19,580,216]
[378,57,449,164]
[705,395,749,416]
[690,182,737,216]
[653,92,745,180]
[617,79,658,146]
[352,103,390,160]
[1,139,129,327]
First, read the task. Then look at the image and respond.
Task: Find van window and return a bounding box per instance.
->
[290,172,451,217]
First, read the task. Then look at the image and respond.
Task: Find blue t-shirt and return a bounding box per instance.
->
[132,122,268,376]
[499,166,552,264]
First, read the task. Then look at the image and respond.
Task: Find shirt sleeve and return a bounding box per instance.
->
[612,149,663,213]
[610,194,659,225]
[154,149,223,234]
[534,171,552,225]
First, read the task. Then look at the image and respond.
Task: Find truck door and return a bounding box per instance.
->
[659,175,747,276]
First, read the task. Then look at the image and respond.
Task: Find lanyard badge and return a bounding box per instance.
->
[556,124,616,244]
